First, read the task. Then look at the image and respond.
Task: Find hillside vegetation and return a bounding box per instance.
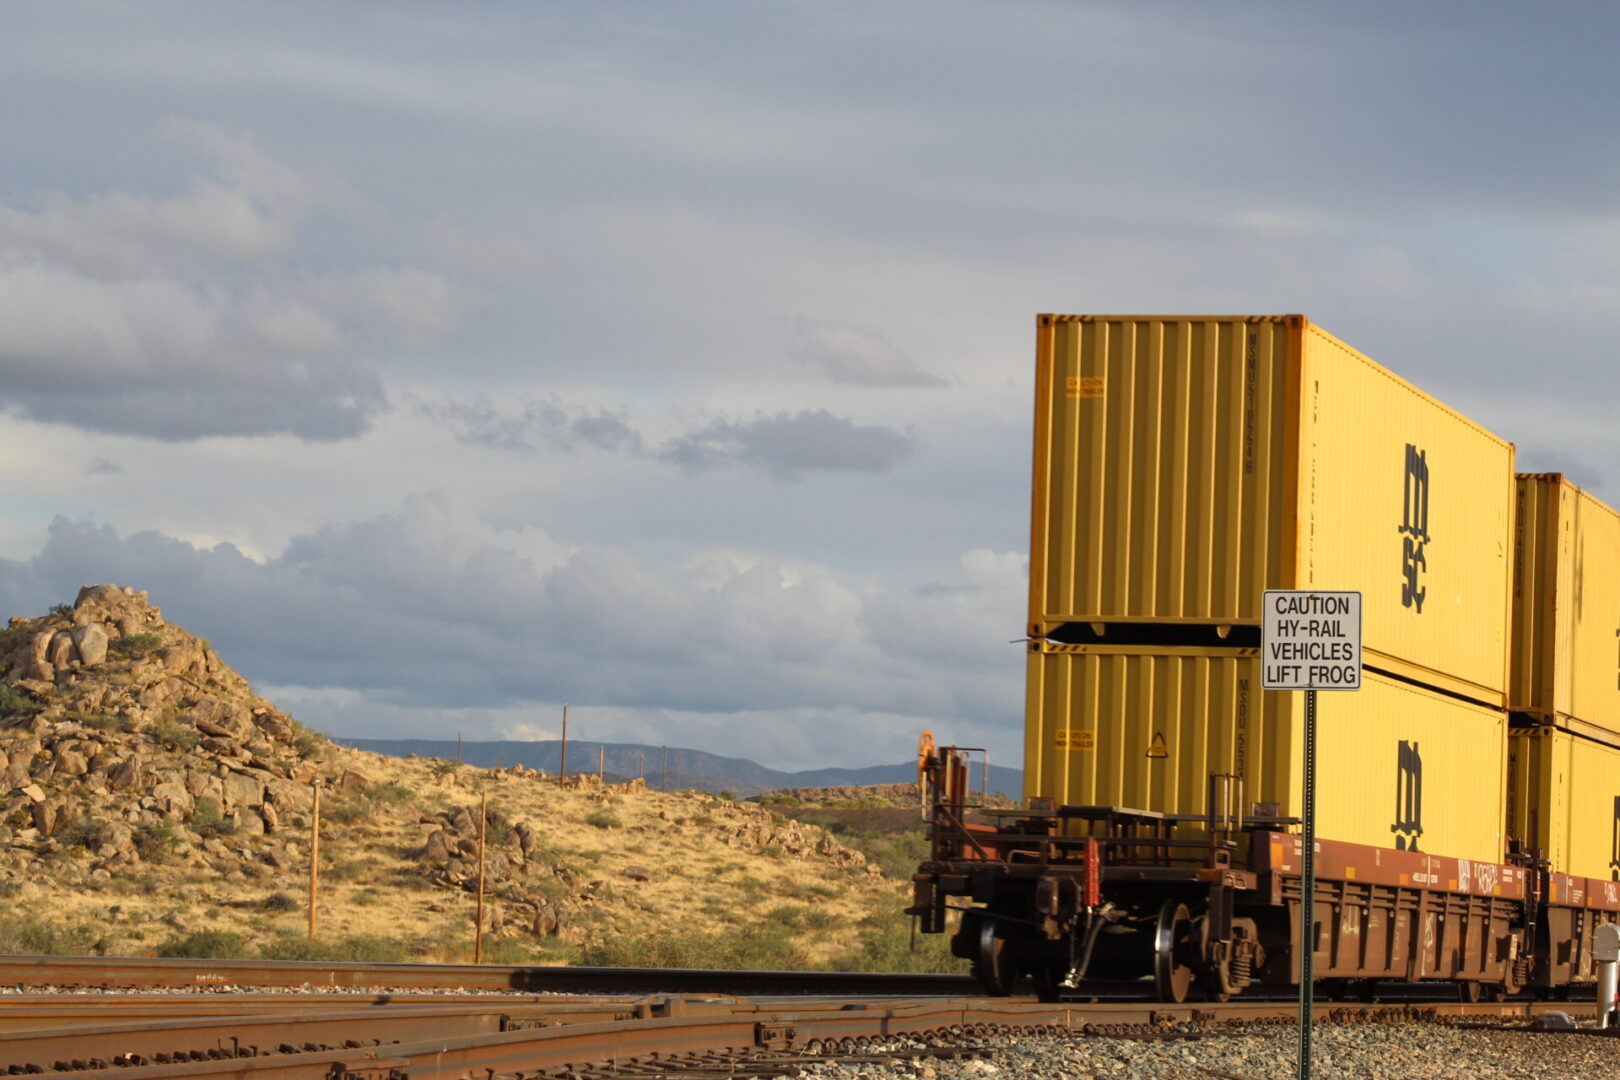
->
[0,585,960,971]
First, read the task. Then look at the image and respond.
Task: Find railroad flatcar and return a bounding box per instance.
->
[911,315,1620,1001]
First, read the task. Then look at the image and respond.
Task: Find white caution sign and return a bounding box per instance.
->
[1261,590,1362,691]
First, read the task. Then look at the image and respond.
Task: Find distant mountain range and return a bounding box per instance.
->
[331,737,1023,799]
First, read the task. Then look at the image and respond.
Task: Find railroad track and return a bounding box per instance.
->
[0,955,1600,1079]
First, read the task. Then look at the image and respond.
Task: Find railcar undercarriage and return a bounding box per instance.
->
[909,744,1610,1002]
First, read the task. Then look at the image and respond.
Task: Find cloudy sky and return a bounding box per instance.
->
[2,2,1617,769]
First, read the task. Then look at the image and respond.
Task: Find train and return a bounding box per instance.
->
[910,315,1620,1002]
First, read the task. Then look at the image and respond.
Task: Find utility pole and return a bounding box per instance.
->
[308,778,323,938]
[597,744,604,782]
[637,750,645,781]
[474,790,488,964]
[559,704,568,781]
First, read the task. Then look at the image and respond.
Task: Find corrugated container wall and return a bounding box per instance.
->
[1030,315,1515,706]
[1511,474,1620,738]
[1508,727,1620,882]
[1025,641,1508,866]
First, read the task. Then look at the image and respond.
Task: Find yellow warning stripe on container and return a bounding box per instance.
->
[1064,376,1105,398]
[1055,728,1094,750]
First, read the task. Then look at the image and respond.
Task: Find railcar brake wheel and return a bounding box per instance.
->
[1153,901,1195,1003]
[974,917,1021,996]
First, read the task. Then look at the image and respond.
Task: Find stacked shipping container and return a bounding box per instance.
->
[1024,315,1515,863]
[1508,474,1620,881]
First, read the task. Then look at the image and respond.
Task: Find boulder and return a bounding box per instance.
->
[338,769,369,793]
[54,749,89,777]
[422,830,453,862]
[152,780,194,816]
[47,632,75,668]
[221,772,265,809]
[70,624,109,666]
[108,755,145,790]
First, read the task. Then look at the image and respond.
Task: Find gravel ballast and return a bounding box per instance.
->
[798,1024,1620,1080]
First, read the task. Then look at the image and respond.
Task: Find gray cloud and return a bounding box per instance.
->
[417,396,644,455]
[0,509,1023,762]
[788,316,946,388]
[420,397,917,481]
[660,409,917,480]
[0,121,475,441]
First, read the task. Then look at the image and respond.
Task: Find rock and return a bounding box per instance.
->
[233,810,266,837]
[623,865,653,882]
[260,801,280,831]
[255,713,293,739]
[152,780,195,816]
[47,631,76,668]
[339,769,370,793]
[532,906,571,937]
[55,749,89,777]
[199,736,244,757]
[19,783,46,803]
[422,830,453,862]
[221,772,265,808]
[70,624,109,666]
[108,755,145,790]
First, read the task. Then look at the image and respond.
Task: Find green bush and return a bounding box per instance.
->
[48,602,72,616]
[111,632,163,659]
[0,684,44,718]
[823,910,963,974]
[153,718,200,751]
[576,924,806,970]
[258,934,408,963]
[157,929,248,959]
[369,782,413,804]
[583,810,622,830]
[260,892,298,912]
[322,797,369,824]
[135,819,179,861]
[0,917,110,955]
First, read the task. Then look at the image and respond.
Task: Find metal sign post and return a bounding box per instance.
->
[1261,590,1361,1080]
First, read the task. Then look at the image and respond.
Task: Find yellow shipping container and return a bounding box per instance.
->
[1025,641,1508,866]
[1508,726,1620,881]
[1511,474,1620,738]
[1030,315,1515,706]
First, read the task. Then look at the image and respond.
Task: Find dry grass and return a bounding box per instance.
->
[0,744,943,970]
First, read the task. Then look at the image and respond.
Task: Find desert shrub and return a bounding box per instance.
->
[577,924,805,970]
[190,799,235,837]
[48,602,72,616]
[260,892,298,912]
[760,844,784,859]
[111,632,162,659]
[779,881,840,902]
[583,810,621,830]
[82,713,135,733]
[0,917,109,955]
[369,782,413,804]
[767,903,836,931]
[352,888,380,906]
[157,929,248,959]
[822,910,963,974]
[153,718,200,751]
[819,826,929,880]
[258,934,408,963]
[135,819,179,861]
[323,857,368,882]
[322,797,369,825]
[0,685,44,718]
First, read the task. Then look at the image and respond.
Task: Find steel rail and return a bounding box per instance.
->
[11,994,1587,1079]
[0,954,978,995]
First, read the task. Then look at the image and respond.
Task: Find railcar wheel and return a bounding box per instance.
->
[974,917,1021,996]
[1457,980,1482,1003]
[1153,901,1195,1003]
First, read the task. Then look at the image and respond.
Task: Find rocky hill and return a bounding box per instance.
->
[0,587,948,969]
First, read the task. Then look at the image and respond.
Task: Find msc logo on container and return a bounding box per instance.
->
[1392,740,1423,851]
[1400,444,1430,614]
